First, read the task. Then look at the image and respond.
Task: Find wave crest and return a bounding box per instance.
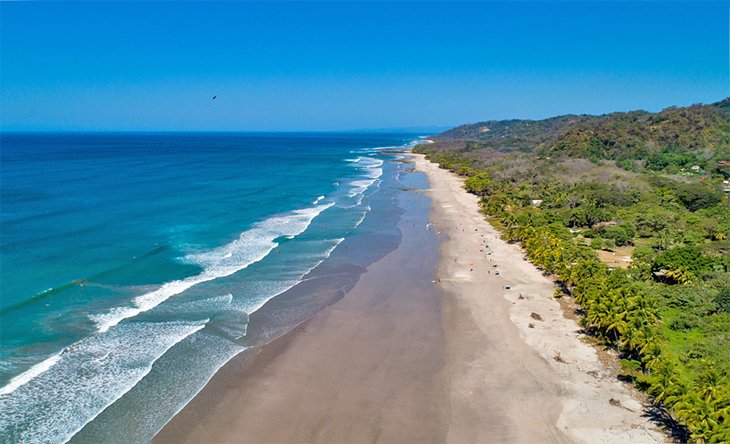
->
[90,203,334,334]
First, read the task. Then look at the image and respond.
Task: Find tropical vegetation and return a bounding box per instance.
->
[416,98,730,443]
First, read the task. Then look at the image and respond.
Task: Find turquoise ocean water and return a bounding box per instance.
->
[0,132,418,443]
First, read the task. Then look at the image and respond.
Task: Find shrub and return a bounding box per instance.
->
[465,172,494,196]
[669,312,701,331]
[652,246,711,283]
[591,237,603,249]
[716,289,730,313]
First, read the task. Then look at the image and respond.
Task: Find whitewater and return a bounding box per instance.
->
[0,132,414,443]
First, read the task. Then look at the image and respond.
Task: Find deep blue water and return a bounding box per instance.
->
[0,132,417,443]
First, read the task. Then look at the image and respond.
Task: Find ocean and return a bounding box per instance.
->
[0,132,418,443]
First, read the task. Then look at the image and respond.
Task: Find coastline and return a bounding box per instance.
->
[154,157,449,443]
[154,152,668,443]
[413,153,667,443]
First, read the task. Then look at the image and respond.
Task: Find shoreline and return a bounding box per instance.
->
[414,153,667,443]
[154,158,449,443]
[155,152,668,443]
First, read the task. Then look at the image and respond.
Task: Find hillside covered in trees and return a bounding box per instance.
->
[440,99,730,176]
[416,98,730,443]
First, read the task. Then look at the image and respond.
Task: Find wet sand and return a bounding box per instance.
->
[155,154,667,444]
[155,167,449,443]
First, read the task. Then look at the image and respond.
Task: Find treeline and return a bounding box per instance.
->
[414,143,730,442]
[439,99,730,175]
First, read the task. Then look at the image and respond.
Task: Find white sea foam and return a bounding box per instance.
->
[151,336,249,439]
[347,179,376,198]
[239,238,345,317]
[342,194,366,209]
[0,320,207,444]
[153,238,351,439]
[0,353,61,397]
[0,229,350,442]
[153,293,234,316]
[311,195,325,205]
[364,167,383,179]
[356,157,383,168]
[347,156,382,181]
[352,211,368,231]
[90,203,334,334]
[366,145,400,153]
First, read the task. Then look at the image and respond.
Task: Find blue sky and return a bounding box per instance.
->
[1,1,728,131]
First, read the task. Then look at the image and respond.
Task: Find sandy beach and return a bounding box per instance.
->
[155,153,667,444]
[414,154,667,444]
[155,163,449,443]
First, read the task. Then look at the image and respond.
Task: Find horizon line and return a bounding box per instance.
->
[0,128,447,135]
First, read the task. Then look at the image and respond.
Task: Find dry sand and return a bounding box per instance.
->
[414,153,667,444]
[156,153,668,444]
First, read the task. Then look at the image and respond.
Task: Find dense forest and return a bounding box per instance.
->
[416,99,730,443]
[440,98,730,175]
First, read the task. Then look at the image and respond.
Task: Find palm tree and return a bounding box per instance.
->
[619,318,656,357]
[647,365,681,405]
[673,395,720,443]
[639,341,664,372]
[627,294,659,326]
[696,366,726,404]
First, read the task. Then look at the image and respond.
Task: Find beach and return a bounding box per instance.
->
[155,155,449,443]
[413,154,667,444]
[0,133,415,442]
[5,3,726,442]
[155,152,667,443]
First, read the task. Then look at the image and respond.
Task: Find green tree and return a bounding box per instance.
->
[465,172,495,196]
[674,183,724,212]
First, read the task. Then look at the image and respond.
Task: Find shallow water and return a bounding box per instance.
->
[0,132,417,443]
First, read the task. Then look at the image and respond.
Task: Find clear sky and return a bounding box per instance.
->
[1,1,728,131]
